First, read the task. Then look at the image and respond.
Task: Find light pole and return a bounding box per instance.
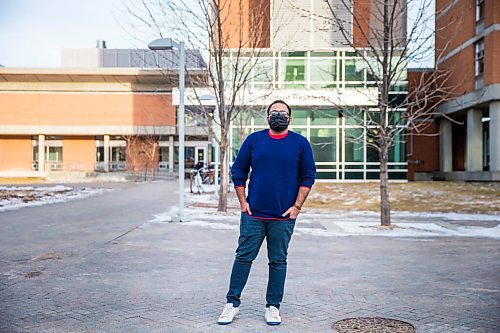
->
[149,38,190,222]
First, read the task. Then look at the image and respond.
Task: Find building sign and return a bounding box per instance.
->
[172,88,379,107]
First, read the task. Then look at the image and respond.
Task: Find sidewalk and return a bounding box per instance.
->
[0,181,499,332]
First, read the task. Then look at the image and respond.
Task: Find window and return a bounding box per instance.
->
[175,147,195,169]
[111,147,126,162]
[343,108,364,126]
[32,138,63,171]
[367,129,380,162]
[254,58,273,83]
[345,128,364,163]
[475,39,484,77]
[310,109,337,125]
[158,146,170,170]
[283,51,306,57]
[310,59,337,82]
[389,93,407,107]
[96,147,104,162]
[232,128,251,159]
[476,0,484,22]
[290,109,309,125]
[159,147,169,162]
[110,146,126,170]
[388,133,406,163]
[48,147,63,162]
[345,59,365,81]
[284,59,305,82]
[32,146,39,170]
[310,128,336,162]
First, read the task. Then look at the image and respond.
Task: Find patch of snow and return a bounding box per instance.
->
[0,186,109,212]
[149,206,179,222]
[150,209,500,239]
[297,220,500,239]
[0,185,72,192]
[455,224,500,238]
[183,220,238,231]
[393,211,500,222]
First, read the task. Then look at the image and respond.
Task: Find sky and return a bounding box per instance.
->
[0,0,153,67]
[0,0,434,68]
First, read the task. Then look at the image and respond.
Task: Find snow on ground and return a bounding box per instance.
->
[0,185,109,212]
[164,183,500,239]
[292,220,500,239]
[148,205,500,239]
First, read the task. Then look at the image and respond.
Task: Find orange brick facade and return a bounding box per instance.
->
[0,136,33,172]
[435,0,475,59]
[484,30,500,86]
[437,45,476,97]
[406,70,440,181]
[219,0,384,50]
[0,93,174,127]
[0,69,179,176]
[353,0,371,48]
[62,137,98,172]
[436,0,500,93]
[429,0,500,179]
[219,0,270,49]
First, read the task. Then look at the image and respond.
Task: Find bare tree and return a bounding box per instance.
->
[303,0,463,226]
[122,133,160,181]
[123,0,282,212]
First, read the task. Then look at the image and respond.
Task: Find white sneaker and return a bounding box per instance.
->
[265,306,281,325]
[217,303,239,325]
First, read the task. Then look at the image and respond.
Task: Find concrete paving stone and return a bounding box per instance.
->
[1,181,499,332]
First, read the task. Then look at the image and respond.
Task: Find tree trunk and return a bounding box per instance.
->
[218,134,228,212]
[379,146,391,226]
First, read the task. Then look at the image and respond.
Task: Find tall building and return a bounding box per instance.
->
[409,0,499,181]
[180,0,409,181]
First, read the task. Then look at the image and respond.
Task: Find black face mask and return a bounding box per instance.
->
[268,113,289,132]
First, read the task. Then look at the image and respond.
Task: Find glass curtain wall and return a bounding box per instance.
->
[230,108,406,181]
[226,50,407,181]
[239,50,407,91]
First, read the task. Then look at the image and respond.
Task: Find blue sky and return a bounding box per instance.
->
[0,0,152,67]
[0,0,434,68]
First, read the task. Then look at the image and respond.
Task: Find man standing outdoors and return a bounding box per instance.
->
[217,100,316,325]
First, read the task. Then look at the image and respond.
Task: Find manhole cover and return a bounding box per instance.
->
[332,317,415,333]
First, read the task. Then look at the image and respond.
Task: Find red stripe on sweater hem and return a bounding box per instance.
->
[234,185,246,188]
[242,211,292,221]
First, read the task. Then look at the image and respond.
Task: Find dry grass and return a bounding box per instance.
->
[0,177,45,185]
[305,182,500,214]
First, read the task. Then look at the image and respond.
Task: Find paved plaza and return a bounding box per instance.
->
[0,181,499,332]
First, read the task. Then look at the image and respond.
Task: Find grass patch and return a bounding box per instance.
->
[0,177,45,185]
[306,181,500,214]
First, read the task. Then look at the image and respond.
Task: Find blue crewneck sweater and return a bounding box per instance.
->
[231,129,316,220]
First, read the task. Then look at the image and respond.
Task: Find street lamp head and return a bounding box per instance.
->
[148,38,180,50]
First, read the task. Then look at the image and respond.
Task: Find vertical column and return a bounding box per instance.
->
[214,142,219,196]
[490,101,500,171]
[169,135,174,172]
[38,134,45,172]
[439,118,452,172]
[466,109,483,171]
[104,135,110,172]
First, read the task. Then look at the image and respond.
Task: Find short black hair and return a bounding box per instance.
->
[266,100,292,116]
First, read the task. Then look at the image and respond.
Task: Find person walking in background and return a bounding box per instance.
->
[217,100,316,325]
